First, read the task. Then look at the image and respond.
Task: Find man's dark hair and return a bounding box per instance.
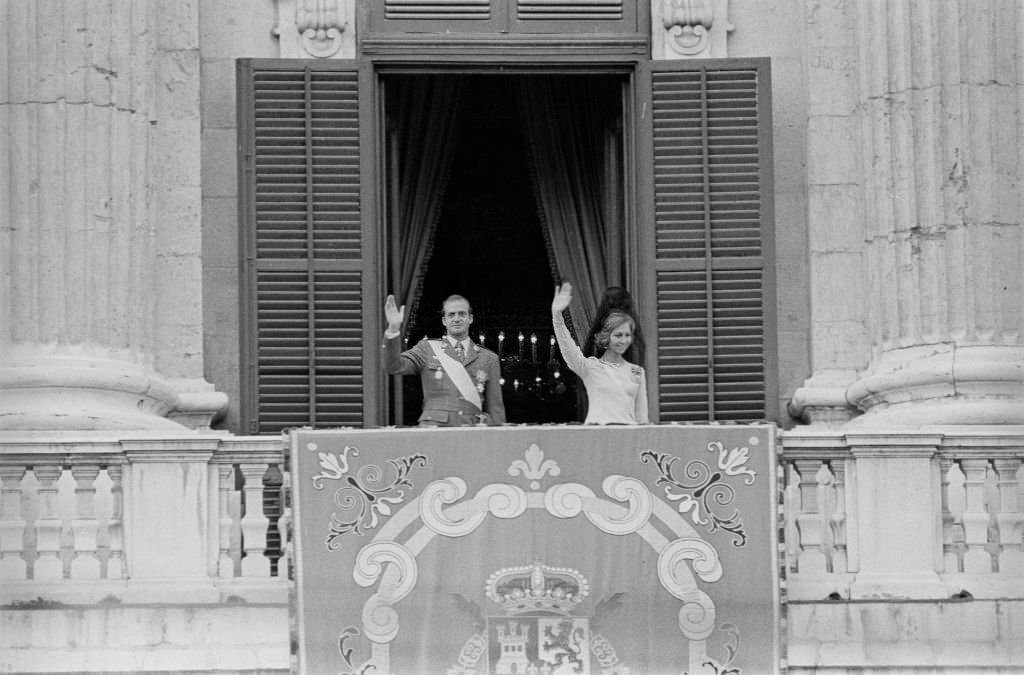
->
[441,295,472,314]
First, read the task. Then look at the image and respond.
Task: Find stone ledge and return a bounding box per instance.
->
[0,604,289,673]
[787,598,1024,669]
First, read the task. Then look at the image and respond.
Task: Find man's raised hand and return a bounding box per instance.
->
[384,294,405,333]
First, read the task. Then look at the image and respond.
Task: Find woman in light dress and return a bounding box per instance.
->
[551,281,649,425]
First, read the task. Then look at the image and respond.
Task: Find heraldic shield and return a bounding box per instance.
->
[288,425,780,674]
[488,616,591,675]
[486,562,592,675]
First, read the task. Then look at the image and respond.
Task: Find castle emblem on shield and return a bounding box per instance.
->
[485,562,592,675]
[447,561,631,675]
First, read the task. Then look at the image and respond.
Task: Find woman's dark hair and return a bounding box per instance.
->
[582,286,645,364]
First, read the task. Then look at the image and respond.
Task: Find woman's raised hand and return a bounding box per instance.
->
[384,294,405,333]
[551,282,573,313]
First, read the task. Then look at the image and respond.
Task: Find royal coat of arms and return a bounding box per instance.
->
[485,562,592,675]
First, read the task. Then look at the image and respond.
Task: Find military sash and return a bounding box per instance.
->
[429,340,482,410]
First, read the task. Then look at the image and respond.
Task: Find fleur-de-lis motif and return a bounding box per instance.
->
[708,441,756,485]
[312,445,359,489]
[508,443,561,490]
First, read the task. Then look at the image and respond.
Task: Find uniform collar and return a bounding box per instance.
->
[446,336,469,350]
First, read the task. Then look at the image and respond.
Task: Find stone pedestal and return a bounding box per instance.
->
[0,1,226,432]
[847,434,946,598]
[121,439,220,602]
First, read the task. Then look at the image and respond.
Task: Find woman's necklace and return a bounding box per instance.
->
[599,358,624,367]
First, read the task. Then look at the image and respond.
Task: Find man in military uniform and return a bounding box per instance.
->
[383,294,505,426]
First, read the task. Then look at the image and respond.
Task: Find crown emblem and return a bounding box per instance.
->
[485,561,589,615]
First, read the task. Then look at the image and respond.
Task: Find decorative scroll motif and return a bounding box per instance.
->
[420,478,528,537]
[652,0,733,60]
[686,624,742,675]
[353,541,419,644]
[337,626,375,675]
[508,443,561,489]
[545,477,653,535]
[274,0,356,59]
[307,441,427,548]
[641,439,756,546]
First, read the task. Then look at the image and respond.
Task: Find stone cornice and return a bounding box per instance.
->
[359,34,648,61]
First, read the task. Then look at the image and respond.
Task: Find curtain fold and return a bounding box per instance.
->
[390,76,464,333]
[517,76,611,337]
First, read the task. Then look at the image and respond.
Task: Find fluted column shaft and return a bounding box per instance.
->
[0,0,225,431]
[858,0,1022,346]
[797,0,1024,425]
[3,1,154,352]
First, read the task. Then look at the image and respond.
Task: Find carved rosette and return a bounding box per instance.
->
[275,0,355,59]
[652,0,733,60]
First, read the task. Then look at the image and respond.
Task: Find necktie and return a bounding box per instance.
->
[454,341,465,362]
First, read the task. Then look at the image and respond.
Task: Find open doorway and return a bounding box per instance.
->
[384,73,627,425]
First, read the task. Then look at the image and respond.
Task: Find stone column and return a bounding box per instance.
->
[845,0,1024,425]
[795,0,1024,425]
[0,1,226,432]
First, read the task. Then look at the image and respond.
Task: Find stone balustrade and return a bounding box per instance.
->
[0,436,288,599]
[781,427,1024,673]
[3,428,1024,672]
[782,428,1024,602]
[0,435,290,673]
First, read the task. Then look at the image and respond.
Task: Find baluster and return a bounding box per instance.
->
[993,458,1024,574]
[960,458,994,574]
[818,462,836,571]
[216,464,236,577]
[239,463,270,577]
[794,459,827,575]
[783,461,801,573]
[0,466,28,580]
[32,465,65,580]
[106,464,125,579]
[826,459,848,574]
[69,464,101,578]
[939,456,960,572]
[277,466,292,579]
[263,464,283,576]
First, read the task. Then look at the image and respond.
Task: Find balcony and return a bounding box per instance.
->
[1,426,1022,672]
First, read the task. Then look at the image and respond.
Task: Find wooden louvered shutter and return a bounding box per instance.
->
[646,59,777,423]
[512,0,637,31]
[372,0,501,32]
[369,1,639,33]
[238,61,368,433]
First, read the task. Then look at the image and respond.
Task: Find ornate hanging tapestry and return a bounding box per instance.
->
[289,425,780,674]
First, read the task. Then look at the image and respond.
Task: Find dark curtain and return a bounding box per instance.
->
[389,76,464,332]
[516,76,614,336]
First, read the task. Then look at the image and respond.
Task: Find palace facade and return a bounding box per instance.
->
[2,1,1023,672]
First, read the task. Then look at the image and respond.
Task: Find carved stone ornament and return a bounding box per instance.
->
[652,0,733,60]
[274,0,355,59]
